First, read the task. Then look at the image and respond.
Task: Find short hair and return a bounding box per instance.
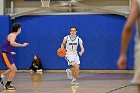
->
[70,26,77,31]
[12,23,21,32]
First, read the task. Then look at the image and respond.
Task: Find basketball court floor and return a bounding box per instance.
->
[0,72,137,93]
[0,0,137,93]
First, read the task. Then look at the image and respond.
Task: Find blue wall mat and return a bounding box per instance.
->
[5,14,135,70]
[0,16,10,70]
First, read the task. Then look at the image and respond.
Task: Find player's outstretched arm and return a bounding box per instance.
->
[9,34,28,47]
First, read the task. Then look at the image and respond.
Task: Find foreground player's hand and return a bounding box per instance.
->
[22,43,29,47]
[117,55,127,69]
[11,52,16,55]
[79,52,83,56]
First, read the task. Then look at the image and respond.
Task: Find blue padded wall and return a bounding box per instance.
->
[9,14,135,70]
[0,16,10,69]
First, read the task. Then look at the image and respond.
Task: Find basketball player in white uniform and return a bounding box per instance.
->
[118,0,140,92]
[61,26,84,85]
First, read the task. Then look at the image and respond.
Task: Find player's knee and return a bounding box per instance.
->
[15,69,17,72]
[15,67,17,72]
[75,64,79,70]
[76,66,79,71]
[73,66,79,71]
[11,67,17,72]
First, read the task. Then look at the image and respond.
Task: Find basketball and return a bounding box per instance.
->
[57,48,66,57]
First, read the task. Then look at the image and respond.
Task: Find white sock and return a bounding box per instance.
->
[72,77,76,82]
[70,69,72,72]
[1,74,5,78]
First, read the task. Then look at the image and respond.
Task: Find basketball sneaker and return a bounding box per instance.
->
[71,78,79,85]
[5,84,16,90]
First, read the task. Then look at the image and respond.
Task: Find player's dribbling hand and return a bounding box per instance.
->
[79,52,83,56]
[117,55,127,69]
[11,52,16,55]
[22,42,29,47]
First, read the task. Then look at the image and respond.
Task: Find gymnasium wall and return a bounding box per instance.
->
[0,14,135,70]
[0,16,11,69]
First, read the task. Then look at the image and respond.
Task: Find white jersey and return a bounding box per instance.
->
[134,0,140,51]
[132,0,140,84]
[64,35,83,55]
[135,0,140,44]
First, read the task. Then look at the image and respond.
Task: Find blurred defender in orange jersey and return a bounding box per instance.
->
[61,26,84,85]
[117,0,140,92]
